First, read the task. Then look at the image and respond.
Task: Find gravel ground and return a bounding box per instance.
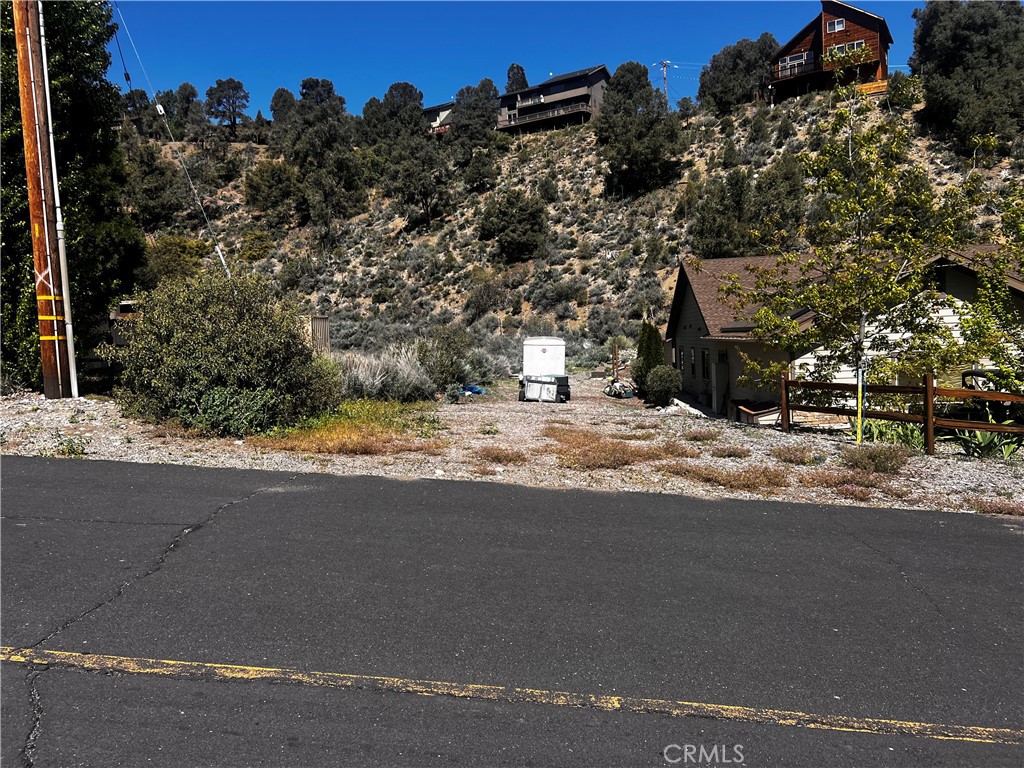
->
[2,374,1021,516]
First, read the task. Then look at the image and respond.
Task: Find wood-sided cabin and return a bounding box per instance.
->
[769,0,893,100]
[496,65,610,134]
[664,248,1023,421]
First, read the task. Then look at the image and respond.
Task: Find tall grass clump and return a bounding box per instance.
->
[335,344,436,402]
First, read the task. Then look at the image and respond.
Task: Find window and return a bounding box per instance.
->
[829,40,864,55]
[777,51,813,76]
[690,347,696,377]
[827,18,845,33]
[701,349,710,381]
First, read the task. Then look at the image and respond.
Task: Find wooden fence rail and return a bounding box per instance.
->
[780,372,1024,455]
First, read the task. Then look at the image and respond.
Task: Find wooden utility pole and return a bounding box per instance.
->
[13,0,73,398]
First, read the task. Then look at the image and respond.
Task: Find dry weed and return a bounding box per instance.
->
[474,446,528,465]
[840,444,910,474]
[658,442,702,459]
[973,498,1024,516]
[771,445,823,466]
[543,425,663,469]
[663,463,789,493]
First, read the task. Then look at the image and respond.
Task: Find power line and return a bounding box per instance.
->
[111,1,231,278]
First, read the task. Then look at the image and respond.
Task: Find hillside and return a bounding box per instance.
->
[127,89,1020,376]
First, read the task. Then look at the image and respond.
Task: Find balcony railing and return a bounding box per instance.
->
[498,102,593,129]
[771,59,823,81]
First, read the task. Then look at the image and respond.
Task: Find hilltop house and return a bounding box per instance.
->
[769,0,893,100]
[424,102,455,135]
[664,248,1023,421]
[496,65,610,134]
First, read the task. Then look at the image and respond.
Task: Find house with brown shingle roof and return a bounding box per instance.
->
[665,248,1023,420]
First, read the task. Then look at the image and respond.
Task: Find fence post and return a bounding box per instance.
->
[924,373,935,456]
[780,370,790,433]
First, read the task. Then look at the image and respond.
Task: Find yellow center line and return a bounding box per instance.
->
[2,646,1021,746]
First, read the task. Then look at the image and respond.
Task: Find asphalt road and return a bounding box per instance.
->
[1,455,1022,767]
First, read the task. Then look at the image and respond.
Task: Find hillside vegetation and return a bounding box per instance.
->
[119,87,1021,379]
[2,1,1021,406]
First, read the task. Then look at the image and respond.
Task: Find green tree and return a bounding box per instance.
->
[631,319,665,399]
[269,86,297,150]
[362,81,425,146]
[282,78,366,239]
[595,61,678,197]
[720,87,982,388]
[123,88,160,138]
[688,170,751,259]
[910,1,1024,152]
[697,33,778,115]
[1,0,145,387]
[174,82,199,134]
[450,78,499,162]
[104,272,338,436]
[462,149,498,193]
[205,77,249,137]
[244,158,297,225]
[506,63,529,93]
[382,133,452,227]
[477,189,548,263]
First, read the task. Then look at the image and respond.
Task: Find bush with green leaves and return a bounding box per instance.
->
[416,326,473,390]
[477,189,548,263]
[944,425,1022,461]
[646,365,682,407]
[854,418,925,451]
[103,272,339,436]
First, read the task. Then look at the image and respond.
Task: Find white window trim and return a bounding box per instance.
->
[829,39,865,55]
[827,18,845,33]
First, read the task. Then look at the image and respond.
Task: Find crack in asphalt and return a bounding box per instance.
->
[834,516,949,623]
[21,668,44,768]
[27,474,302,650]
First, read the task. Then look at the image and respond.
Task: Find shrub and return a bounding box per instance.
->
[840,444,911,474]
[102,273,338,436]
[771,445,824,466]
[646,365,682,407]
[682,427,720,442]
[417,327,473,390]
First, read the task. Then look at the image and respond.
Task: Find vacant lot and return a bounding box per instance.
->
[1,375,1021,515]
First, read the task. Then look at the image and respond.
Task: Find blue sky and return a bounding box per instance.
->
[109,1,924,115]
